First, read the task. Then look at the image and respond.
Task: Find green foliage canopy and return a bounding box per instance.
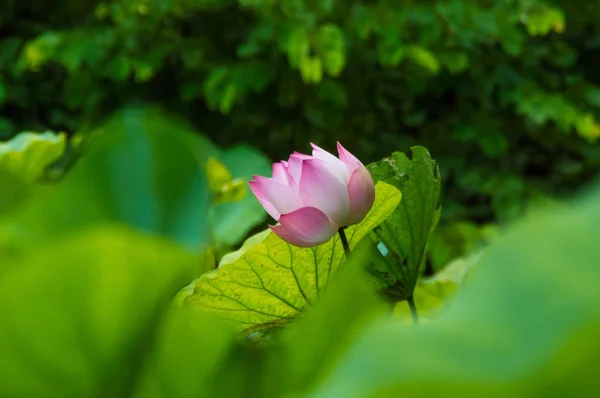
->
[2,0,600,229]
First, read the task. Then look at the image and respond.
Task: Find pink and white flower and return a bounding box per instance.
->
[249,142,375,247]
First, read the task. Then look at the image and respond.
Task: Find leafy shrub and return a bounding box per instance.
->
[2,0,600,232]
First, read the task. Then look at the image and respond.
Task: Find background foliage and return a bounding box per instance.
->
[3,0,600,244]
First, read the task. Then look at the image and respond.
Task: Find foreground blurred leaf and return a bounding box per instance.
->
[310,182,600,397]
[272,242,388,396]
[0,169,30,214]
[367,146,442,302]
[82,107,215,250]
[0,225,196,397]
[394,253,481,322]
[0,130,66,181]
[134,308,237,398]
[1,107,214,252]
[185,182,401,333]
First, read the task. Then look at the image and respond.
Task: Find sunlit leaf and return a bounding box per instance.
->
[206,157,246,204]
[281,25,310,69]
[300,56,323,84]
[405,46,440,74]
[185,182,401,333]
[523,6,565,36]
[19,31,61,71]
[0,130,66,181]
[316,24,346,77]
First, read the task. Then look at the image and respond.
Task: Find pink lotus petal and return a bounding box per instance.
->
[292,151,312,159]
[272,162,290,185]
[249,176,304,216]
[287,153,310,184]
[299,159,350,226]
[310,143,350,183]
[346,165,376,225]
[279,160,295,182]
[337,142,361,172]
[270,207,337,247]
[269,224,303,246]
[249,182,280,220]
[280,161,290,175]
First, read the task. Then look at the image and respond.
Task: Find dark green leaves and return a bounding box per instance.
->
[366,146,442,302]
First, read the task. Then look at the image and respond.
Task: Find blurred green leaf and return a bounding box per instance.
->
[0,130,66,182]
[210,145,272,248]
[185,182,401,333]
[523,5,565,36]
[316,24,346,77]
[427,221,495,271]
[515,82,600,142]
[0,169,30,214]
[205,157,246,204]
[19,31,61,71]
[477,130,509,158]
[367,147,442,302]
[440,52,469,74]
[585,87,600,108]
[310,182,600,397]
[300,56,323,84]
[405,45,440,74]
[496,9,524,56]
[281,24,310,70]
[203,66,235,114]
[0,225,196,397]
[1,107,215,253]
[394,253,481,322]
[133,308,238,398]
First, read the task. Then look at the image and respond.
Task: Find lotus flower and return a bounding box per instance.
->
[249,142,375,247]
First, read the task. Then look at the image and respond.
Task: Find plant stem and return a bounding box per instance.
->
[407,296,419,325]
[338,227,351,257]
